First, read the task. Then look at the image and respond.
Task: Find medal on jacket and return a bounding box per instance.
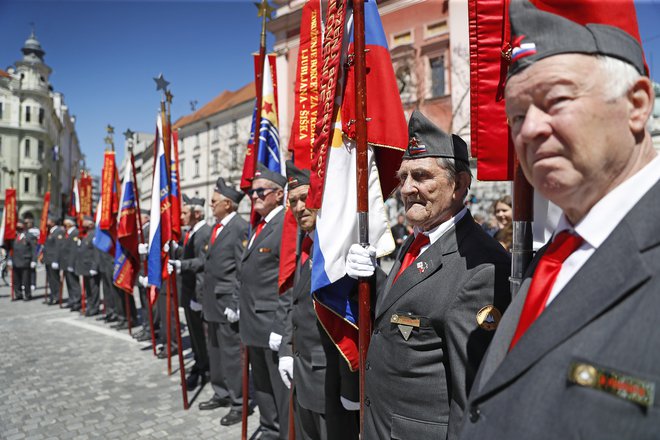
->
[390,314,421,341]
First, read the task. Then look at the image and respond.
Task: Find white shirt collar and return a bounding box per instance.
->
[217,211,236,226]
[264,205,284,223]
[553,154,660,249]
[67,226,76,235]
[415,206,468,245]
[188,220,205,237]
[50,225,58,233]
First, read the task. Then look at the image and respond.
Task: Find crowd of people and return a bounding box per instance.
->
[3,1,660,438]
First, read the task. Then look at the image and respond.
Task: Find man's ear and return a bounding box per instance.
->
[628,76,654,135]
[454,171,472,201]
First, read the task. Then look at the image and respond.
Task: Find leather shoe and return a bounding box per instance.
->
[105,315,119,323]
[136,332,152,342]
[112,321,129,330]
[199,396,231,410]
[85,310,100,317]
[221,408,252,426]
[62,303,72,308]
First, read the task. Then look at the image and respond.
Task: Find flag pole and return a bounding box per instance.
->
[511,160,534,295]
[352,0,372,433]
[43,173,52,300]
[166,88,190,410]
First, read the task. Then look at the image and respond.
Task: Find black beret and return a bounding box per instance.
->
[64,215,77,222]
[285,160,310,190]
[82,215,94,222]
[182,194,191,205]
[140,209,150,216]
[189,197,205,208]
[251,163,287,188]
[508,0,646,77]
[214,177,244,204]
[403,110,469,164]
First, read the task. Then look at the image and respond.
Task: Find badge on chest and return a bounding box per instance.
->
[390,313,422,341]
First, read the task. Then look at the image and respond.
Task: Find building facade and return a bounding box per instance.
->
[0,31,82,222]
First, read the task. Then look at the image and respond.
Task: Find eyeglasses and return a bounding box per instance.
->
[248,187,276,199]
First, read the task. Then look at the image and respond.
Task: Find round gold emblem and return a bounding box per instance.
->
[476,305,502,331]
[572,364,598,387]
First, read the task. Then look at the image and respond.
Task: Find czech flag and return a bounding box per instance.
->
[113,159,139,294]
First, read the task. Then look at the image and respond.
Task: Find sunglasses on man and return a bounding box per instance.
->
[248,187,276,199]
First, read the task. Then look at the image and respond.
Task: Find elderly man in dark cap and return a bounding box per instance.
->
[42,213,65,305]
[77,215,101,316]
[347,110,511,439]
[168,196,212,389]
[197,178,250,425]
[278,160,360,440]
[62,215,82,310]
[459,2,660,439]
[9,218,37,301]
[240,163,289,439]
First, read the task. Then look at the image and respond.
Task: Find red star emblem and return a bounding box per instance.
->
[263,101,274,115]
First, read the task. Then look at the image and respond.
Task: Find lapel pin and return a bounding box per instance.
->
[416,261,428,273]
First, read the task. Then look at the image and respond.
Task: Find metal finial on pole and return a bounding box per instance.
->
[105,125,115,152]
[255,0,274,50]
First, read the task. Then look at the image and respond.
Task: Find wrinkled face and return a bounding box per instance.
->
[288,185,316,232]
[211,192,230,220]
[250,178,283,217]
[505,54,635,219]
[397,157,462,231]
[83,220,94,230]
[181,205,193,226]
[140,214,150,226]
[494,202,512,228]
[16,221,25,232]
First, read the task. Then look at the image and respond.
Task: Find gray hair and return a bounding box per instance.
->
[436,157,472,201]
[192,204,205,219]
[597,55,641,101]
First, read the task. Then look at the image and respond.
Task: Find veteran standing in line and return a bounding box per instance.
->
[278,161,360,440]
[62,215,82,311]
[239,164,289,440]
[77,216,101,316]
[9,219,37,301]
[42,214,65,305]
[198,178,250,426]
[168,197,211,388]
[459,2,660,438]
[347,111,511,439]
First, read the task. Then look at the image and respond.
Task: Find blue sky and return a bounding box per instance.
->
[1,0,659,177]
[0,0,272,175]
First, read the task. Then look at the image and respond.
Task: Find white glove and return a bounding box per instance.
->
[138,275,148,288]
[278,356,294,389]
[89,269,98,276]
[345,244,377,279]
[167,259,181,274]
[164,241,179,254]
[269,332,282,352]
[51,262,59,270]
[67,266,74,273]
[6,259,12,268]
[30,261,37,269]
[224,307,239,323]
[190,299,203,312]
[341,396,360,411]
[138,243,149,255]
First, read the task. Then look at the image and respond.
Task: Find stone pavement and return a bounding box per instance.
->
[0,277,262,440]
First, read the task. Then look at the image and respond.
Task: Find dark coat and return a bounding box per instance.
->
[364,211,511,440]
[239,208,286,347]
[76,229,99,276]
[180,222,212,305]
[43,225,65,265]
[61,227,80,271]
[202,213,249,323]
[459,181,660,440]
[11,232,36,268]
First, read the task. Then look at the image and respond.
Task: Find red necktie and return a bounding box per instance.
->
[253,220,266,240]
[393,233,430,284]
[183,230,191,246]
[210,223,223,245]
[509,231,584,350]
[300,236,313,265]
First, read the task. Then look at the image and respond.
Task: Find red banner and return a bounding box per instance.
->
[308,0,347,209]
[278,0,323,294]
[79,173,93,218]
[170,130,182,241]
[3,188,17,241]
[100,152,117,230]
[38,192,50,245]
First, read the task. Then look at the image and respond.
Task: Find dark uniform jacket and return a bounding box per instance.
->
[76,229,99,276]
[61,227,80,271]
[180,222,212,306]
[364,211,511,440]
[459,181,660,440]
[11,232,36,268]
[202,213,249,323]
[43,226,65,265]
[239,208,286,347]
[279,244,328,414]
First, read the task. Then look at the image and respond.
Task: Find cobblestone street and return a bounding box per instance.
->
[0,276,260,440]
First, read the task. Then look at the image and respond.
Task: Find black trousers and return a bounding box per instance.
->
[12,267,30,299]
[64,270,81,306]
[207,320,243,409]
[183,299,209,373]
[249,345,290,440]
[84,274,101,314]
[46,266,61,302]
